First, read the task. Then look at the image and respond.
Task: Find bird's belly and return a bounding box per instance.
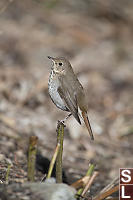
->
[48,80,68,111]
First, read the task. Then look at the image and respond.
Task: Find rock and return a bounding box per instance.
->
[0,180,76,200]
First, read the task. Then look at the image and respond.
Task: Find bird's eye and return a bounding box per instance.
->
[59,62,62,66]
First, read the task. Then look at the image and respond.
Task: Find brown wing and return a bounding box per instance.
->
[58,86,81,124]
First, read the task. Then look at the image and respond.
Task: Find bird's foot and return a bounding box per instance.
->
[58,120,66,127]
[58,113,72,127]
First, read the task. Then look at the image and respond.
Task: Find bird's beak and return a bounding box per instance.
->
[47,56,55,60]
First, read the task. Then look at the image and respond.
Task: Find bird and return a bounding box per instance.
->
[48,56,94,140]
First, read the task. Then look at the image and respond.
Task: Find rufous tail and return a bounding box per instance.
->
[82,111,94,140]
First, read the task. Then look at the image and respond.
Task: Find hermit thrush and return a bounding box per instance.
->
[48,56,94,140]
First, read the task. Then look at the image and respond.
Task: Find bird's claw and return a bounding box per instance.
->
[58,120,66,127]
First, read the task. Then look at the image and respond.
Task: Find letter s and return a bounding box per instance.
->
[121,170,131,183]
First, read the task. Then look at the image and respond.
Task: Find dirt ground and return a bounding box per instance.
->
[0,0,133,198]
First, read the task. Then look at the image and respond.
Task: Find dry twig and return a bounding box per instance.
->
[56,121,65,183]
[47,143,60,179]
[82,171,99,197]
[71,176,91,190]
[77,163,95,196]
[5,163,12,183]
[93,185,119,200]
[27,136,38,181]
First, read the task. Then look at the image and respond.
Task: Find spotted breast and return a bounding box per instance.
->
[48,70,68,111]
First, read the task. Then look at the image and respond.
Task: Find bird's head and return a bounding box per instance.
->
[48,56,71,75]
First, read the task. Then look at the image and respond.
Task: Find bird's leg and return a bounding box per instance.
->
[63,113,72,122]
[59,113,72,126]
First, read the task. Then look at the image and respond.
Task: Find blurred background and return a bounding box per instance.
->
[0,0,133,193]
